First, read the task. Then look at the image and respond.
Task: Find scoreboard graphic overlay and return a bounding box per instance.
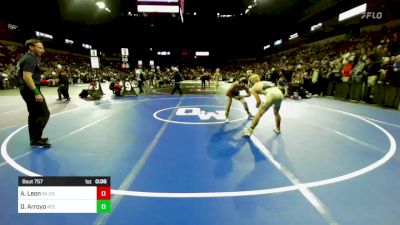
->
[18,177,111,213]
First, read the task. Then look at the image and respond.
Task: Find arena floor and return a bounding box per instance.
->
[1,81,399,225]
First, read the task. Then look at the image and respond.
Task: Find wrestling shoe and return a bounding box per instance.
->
[30,139,51,148]
[273,128,281,135]
[243,127,253,137]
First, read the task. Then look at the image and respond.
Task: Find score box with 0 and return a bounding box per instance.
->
[18,176,111,213]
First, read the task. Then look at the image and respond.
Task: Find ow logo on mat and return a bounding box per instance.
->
[153,105,247,125]
[175,108,225,120]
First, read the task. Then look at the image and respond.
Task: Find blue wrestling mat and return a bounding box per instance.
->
[1,95,400,225]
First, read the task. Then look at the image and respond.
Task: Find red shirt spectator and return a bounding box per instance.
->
[341,61,353,82]
[114,79,122,96]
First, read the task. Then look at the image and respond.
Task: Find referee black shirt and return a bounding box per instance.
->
[18,53,41,86]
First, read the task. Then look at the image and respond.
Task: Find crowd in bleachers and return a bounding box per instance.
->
[0,42,126,88]
[0,41,189,90]
[218,26,400,104]
[1,23,400,107]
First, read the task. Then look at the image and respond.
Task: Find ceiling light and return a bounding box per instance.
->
[96,2,106,9]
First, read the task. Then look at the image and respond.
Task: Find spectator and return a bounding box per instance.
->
[341,60,353,82]
[114,78,123,97]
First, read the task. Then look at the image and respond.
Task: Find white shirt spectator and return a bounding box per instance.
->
[2,73,8,80]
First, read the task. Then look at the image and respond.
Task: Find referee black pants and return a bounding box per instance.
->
[20,85,50,141]
[171,83,182,95]
[57,84,70,99]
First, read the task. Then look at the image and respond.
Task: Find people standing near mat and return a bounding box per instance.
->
[17,39,50,148]
[213,68,221,88]
[244,75,283,136]
[225,77,253,122]
[136,68,145,94]
[171,67,183,96]
[200,68,207,90]
[114,78,123,97]
[56,64,70,101]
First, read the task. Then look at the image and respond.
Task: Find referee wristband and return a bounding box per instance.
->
[33,88,40,95]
